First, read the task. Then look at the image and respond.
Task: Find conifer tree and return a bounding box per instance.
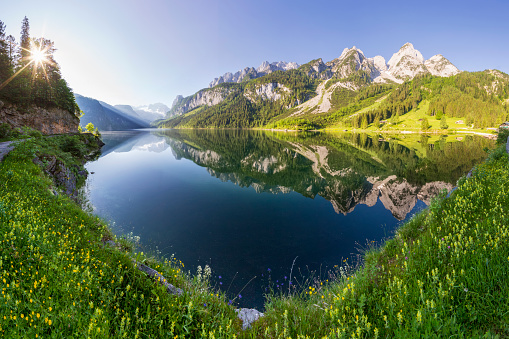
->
[421,117,430,131]
[0,20,11,84]
[440,116,449,129]
[19,16,30,67]
[361,114,368,129]
[6,35,16,68]
[373,116,380,129]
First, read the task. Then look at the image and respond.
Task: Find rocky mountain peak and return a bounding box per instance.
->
[385,43,428,81]
[172,95,184,109]
[209,61,299,88]
[387,42,425,69]
[424,54,460,77]
[339,46,364,59]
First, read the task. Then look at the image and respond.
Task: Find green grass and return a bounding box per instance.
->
[0,135,241,338]
[248,145,509,338]
[354,94,388,115]
[1,134,508,338]
[327,100,499,135]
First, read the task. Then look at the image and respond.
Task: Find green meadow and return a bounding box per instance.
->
[0,134,508,338]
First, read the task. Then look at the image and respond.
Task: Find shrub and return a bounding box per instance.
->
[497,128,509,144]
[0,123,11,138]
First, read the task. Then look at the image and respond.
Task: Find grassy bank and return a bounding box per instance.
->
[1,134,508,337]
[252,145,509,338]
[0,135,240,338]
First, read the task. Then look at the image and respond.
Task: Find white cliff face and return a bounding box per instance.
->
[327,47,366,78]
[386,43,428,80]
[241,155,287,174]
[169,87,236,116]
[387,43,424,69]
[209,61,299,87]
[174,43,460,118]
[424,54,460,77]
[371,55,388,73]
[170,82,292,117]
[244,83,290,103]
[257,61,299,73]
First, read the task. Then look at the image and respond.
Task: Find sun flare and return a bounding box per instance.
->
[30,46,48,65]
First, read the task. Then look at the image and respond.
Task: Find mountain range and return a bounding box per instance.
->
[209,43,458,87]
[158,43,508,130]
[75,94,169,131]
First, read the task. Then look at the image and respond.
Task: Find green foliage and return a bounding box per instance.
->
[440,115,449,129]
[421,117,430,131]
[0,122,11,138]
[251,144,509,337]
[85,122,95,133]
[0,17,79,116]
[427,71,509,128]
[0,136,241,337]
[497,128,509,144]
[268,118,320,131]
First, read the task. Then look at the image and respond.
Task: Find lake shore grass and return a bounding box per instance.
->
[0,134,508,337]
[0,134,241,338]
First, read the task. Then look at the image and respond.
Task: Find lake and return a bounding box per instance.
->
[85,129,493,309]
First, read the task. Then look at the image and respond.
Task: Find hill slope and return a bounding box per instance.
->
[158,43,508,130]
[76,94,149,131]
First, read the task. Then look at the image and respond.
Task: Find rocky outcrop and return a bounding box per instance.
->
[386,43,428,81]
[0,141,14,162]
[424,54,460,77]
[236,308,264,330]
[168,43,461,121]
[136,261,183,296]
[169,87,237,116]
[300,58,332,79]
[0,102,79,135]
[170,82,293,117]
[209,61,299,88]
[244,83,290,102]
[33,154,86,200]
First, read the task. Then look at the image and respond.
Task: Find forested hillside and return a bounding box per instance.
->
[159,65,509,131]
[158,69,318,128]
[0,17,79,115]
[344,71,509,129]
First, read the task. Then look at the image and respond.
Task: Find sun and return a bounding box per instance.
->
[30,46,48,65]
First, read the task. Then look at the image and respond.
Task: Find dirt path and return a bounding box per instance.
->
[0,141,14,162]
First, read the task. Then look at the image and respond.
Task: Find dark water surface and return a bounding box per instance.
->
[85,129,493,309]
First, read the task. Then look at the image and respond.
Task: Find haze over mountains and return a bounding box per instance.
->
[75,94,169,131]
[76,42,508,132]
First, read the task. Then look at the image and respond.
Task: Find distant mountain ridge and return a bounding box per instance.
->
[159,42,508,130]
[209,61,300,87]
[207,43,459,88]
[75,94,149,131]
[133,103,170,122]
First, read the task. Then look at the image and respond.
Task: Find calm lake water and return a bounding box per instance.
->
[85,129,493,309]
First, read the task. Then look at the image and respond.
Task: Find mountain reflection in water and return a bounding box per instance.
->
[157,129,491,220]
[86,129,493,309]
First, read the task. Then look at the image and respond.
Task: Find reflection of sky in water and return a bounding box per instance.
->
[85,130,475,309]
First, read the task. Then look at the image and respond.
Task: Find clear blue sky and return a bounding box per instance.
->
[2,0,508,107]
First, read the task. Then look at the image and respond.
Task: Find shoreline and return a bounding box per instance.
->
[1,133,507,337]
